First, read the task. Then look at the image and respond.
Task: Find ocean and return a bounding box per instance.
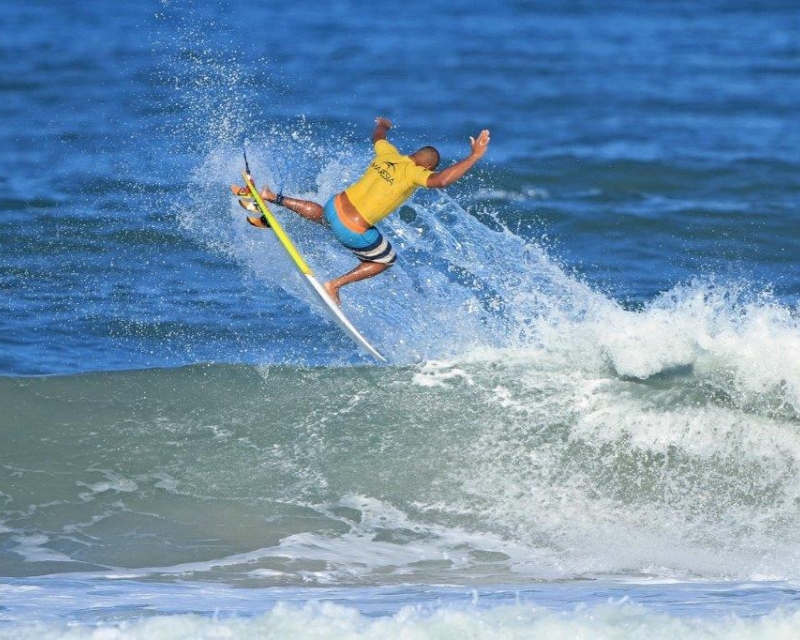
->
[1,0,800,637]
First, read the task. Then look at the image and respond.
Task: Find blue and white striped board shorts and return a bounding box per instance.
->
[323,196,397,265]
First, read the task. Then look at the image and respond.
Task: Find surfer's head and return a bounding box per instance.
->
[411,146,440,171]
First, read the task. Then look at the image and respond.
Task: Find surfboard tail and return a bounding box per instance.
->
[302,274,387,362]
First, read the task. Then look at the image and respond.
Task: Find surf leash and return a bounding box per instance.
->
[242,141,252,176]
[243,140,285,205]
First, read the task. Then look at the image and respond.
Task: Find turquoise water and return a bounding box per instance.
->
[2,0,800,636]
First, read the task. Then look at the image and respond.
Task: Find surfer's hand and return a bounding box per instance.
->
[375,117,393,130]
[469,129,491,159]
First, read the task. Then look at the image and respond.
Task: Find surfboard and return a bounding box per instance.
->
[238,170,387,362]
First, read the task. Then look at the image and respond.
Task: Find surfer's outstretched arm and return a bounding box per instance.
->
[426,129,490,189]
[372,117,392,143]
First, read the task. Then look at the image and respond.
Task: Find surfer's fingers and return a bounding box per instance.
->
[472,131,490,148]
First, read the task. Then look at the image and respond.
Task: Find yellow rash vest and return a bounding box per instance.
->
[344,140,433,225]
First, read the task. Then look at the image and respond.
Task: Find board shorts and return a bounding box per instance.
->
[323,195,397,265]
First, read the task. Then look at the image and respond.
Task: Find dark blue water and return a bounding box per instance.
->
[2,0,800,636]
[2,0,798,374]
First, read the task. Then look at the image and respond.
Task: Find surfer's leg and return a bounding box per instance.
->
[231,184,325,224]
[259,187,324,224]
[282,197,324,224]
[325,222,398,304]
[324,262,390,306]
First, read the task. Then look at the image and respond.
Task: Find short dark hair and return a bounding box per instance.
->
[417,146,440,170]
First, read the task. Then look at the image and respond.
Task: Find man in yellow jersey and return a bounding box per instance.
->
[232,117,490,305]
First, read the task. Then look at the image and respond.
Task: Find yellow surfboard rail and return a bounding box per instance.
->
[241,170,312,275]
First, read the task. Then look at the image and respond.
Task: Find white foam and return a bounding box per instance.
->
[76,470,138,499]
[586,283,800,415]
[75,495,553,585]
[11,534,73,564]
[243,495,558,583]
[412,360,475,388]
[152,472,180,493]
[3,600,800,640]
[407,334,800,582]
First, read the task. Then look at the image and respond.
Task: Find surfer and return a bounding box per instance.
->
[232,117,490,305]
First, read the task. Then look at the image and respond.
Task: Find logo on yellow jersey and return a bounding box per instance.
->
[370,161,395,185]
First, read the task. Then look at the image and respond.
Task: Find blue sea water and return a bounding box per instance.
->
[2,0,800,637]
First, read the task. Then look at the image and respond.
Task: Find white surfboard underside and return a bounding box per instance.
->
[302,274,386,362]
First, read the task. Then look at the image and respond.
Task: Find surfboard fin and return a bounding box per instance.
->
[238,198,259,213]
[230,185,252,198]
[236,198,270,228]
[246,215,271,229]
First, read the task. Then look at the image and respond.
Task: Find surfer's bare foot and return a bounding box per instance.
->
[230,184,249,197]
[324,281,342,306]
[260,186,277,203]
